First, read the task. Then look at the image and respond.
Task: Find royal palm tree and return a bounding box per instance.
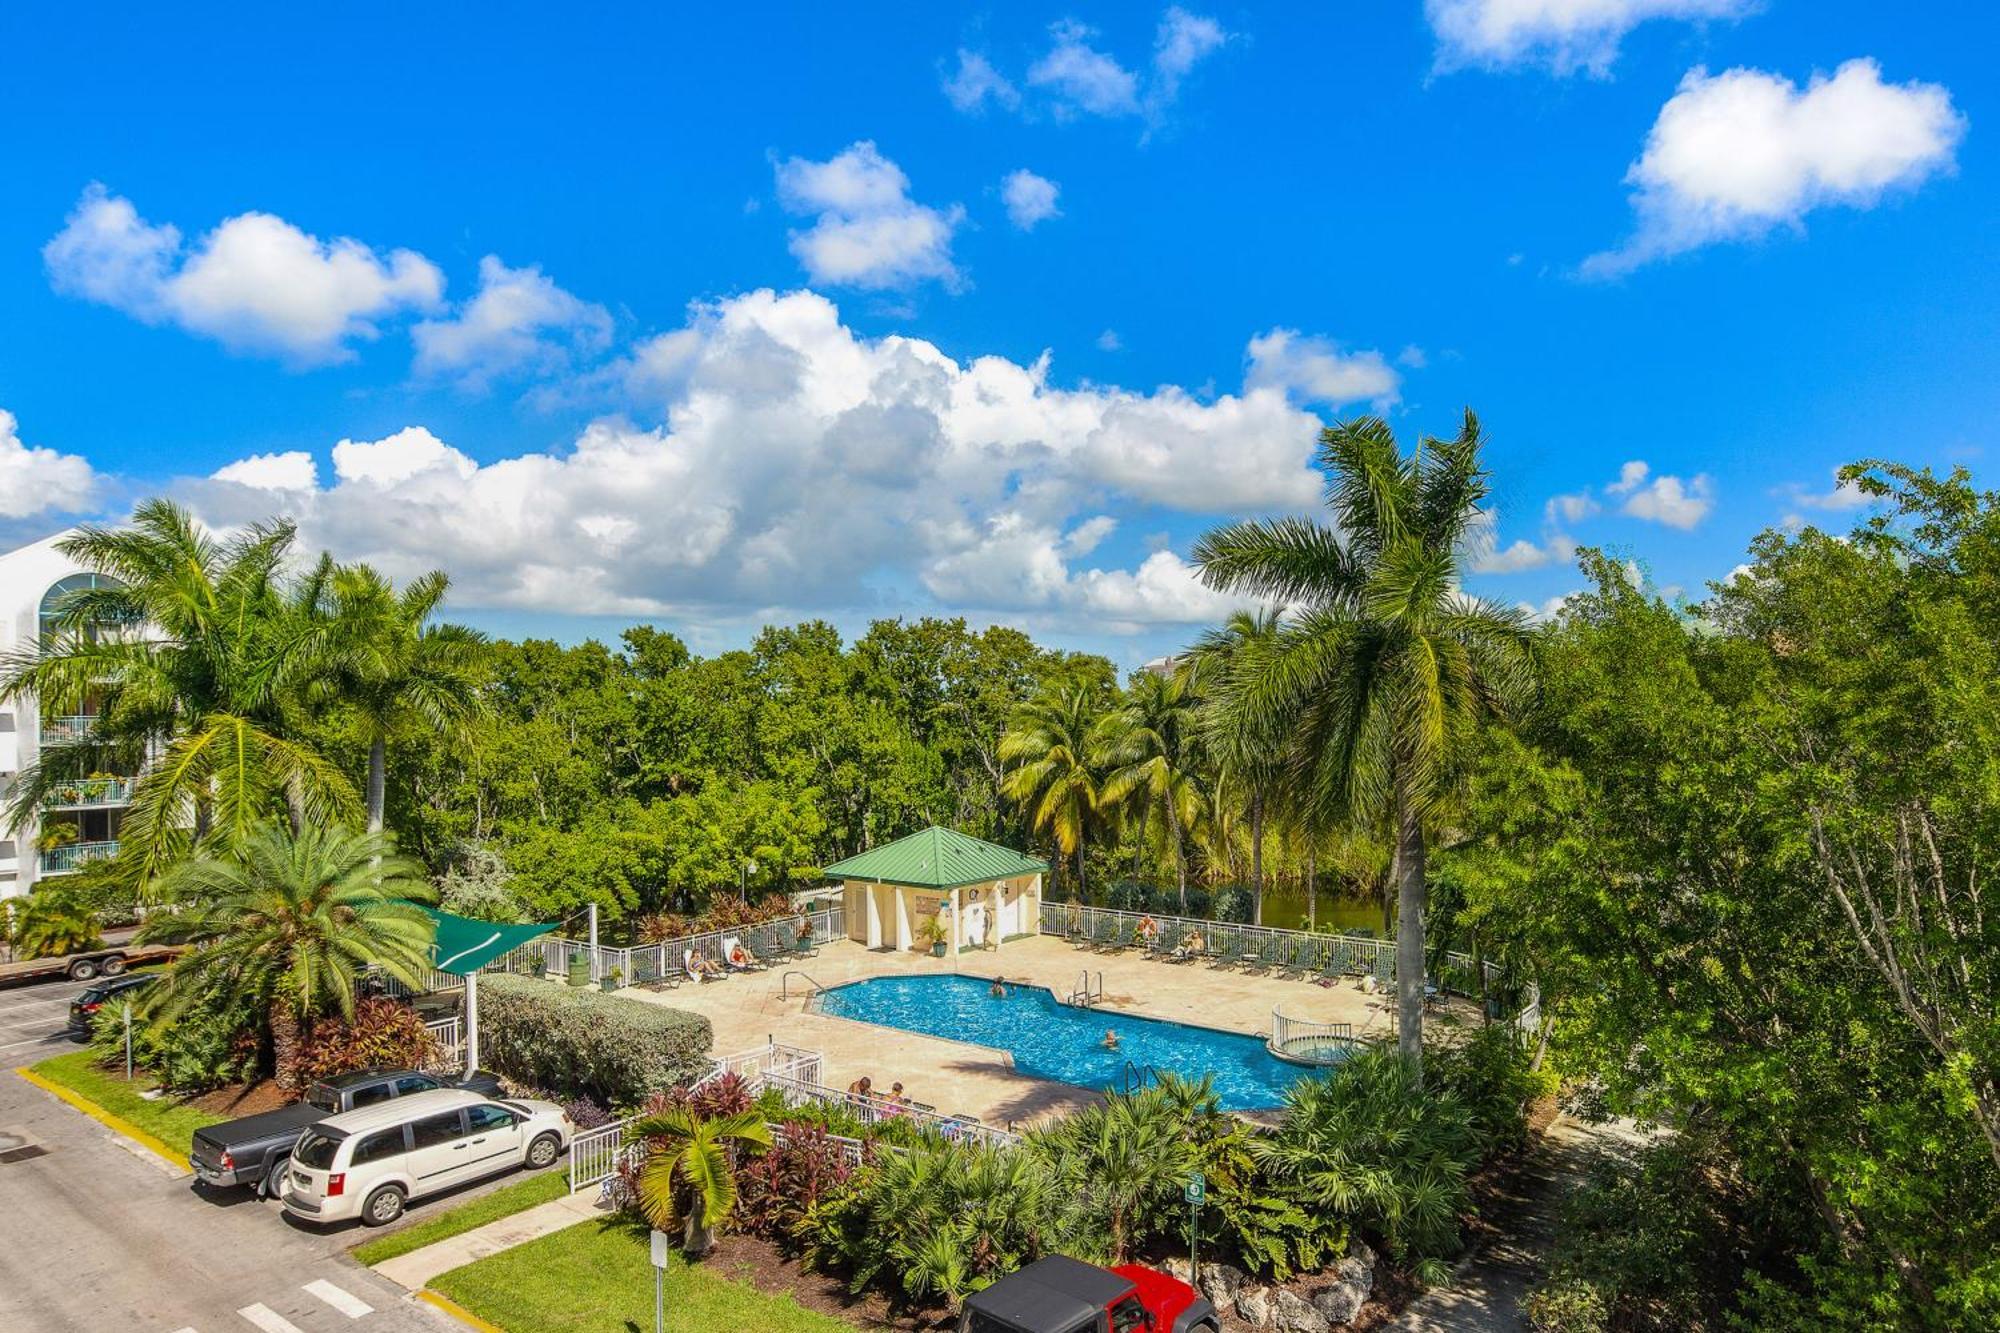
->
[1194,411,1536,1074]
[138,822,437,1087]
[999,685,1107,898]
[0,502,359,890]
[1183,609,1285,923]
[312,564,487,833]
[625,1106,772,1255]
[1095,670,1207,912]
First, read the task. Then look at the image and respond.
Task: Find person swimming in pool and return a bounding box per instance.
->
[990,977,1006,997]
[1102,1028,1121,1051]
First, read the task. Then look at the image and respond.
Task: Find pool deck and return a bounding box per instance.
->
[619,934,1435,1131]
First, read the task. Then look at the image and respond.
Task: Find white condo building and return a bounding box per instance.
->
[0,531,133,900]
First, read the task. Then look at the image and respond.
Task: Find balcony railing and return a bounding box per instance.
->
[42,778,136,809]
[39,715,97,746]
[39,840,119,874]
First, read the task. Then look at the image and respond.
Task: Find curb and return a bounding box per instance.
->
[417,1289,508,1332]
[12,1064,190,1172]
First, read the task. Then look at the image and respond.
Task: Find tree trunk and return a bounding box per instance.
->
[367,736,387,834]
[1076,836,1088,905]
[1173,815,1187,914]
[1307,841,1316,931]
[1395,793,1428,1079]
[1250,793,1264,926]
[271,1003,304,1091]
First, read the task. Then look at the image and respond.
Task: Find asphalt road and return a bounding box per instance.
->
[0,978,456,1333]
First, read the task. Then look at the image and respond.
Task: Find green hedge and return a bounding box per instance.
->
[476,973,712,1107]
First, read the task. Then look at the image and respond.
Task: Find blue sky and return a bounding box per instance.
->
[1,2,1993,665]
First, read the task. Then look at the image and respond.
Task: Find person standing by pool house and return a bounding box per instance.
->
[825,826,1048,958]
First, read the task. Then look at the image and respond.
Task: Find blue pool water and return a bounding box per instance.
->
[815,973,1333,1110]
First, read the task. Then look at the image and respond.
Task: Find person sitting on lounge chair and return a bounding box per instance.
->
[883,1081,908,1111]
[1174,930,1205,960]
[685,949,723,981]
[724,936,759,970]
[846,1076,874,1099]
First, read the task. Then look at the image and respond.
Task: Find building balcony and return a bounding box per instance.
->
[40,715,97,746]
[42,778,136,809]
[39,840,118,874]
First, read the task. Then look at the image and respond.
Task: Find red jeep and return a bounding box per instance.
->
[959,1255,1220,1333]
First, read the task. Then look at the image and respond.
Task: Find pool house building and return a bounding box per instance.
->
[825,826,1047,958]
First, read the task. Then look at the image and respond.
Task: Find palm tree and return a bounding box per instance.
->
[137,822,437,1087]
[625,1106,772,1255]
[1000,686,1106,898]
[1183,609,1285,923]
[1194,411,1536,1074]
[1095,671,1207,912]
[0,502,359,890]
[312,564,487,833]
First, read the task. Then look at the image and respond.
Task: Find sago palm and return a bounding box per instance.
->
[1095,670,1207,913]
[999,685,1106,898]
[1194,411,1536,1073]
[310,564,487,833]
[625,1106,772,1255]
[0,501,359,891]
[137,821,437,1087]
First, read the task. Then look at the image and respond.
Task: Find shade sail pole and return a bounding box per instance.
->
[464,969,480,1075]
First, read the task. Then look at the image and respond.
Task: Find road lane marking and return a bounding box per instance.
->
[304,1279,374,1318]
[237,1305,306,1333]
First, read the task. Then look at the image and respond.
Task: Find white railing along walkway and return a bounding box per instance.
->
[1268,1006,1359,1066]
[422,1017,463,1072]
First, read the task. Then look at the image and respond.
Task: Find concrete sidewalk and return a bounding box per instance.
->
[373,1191,607,1290]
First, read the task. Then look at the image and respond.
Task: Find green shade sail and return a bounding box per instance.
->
[821,826,1048,891]
[418,906,557,976]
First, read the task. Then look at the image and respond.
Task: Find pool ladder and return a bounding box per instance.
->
[780,971,825,1001]
[1066,970,1103,1008]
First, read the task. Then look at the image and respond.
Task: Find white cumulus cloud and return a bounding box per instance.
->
[775,142,964,291]
[1609,460,1714,528]
[1585,59,1966,276]
[412,257,612,389]
[44,185,444,366]
[1426,0,1754,76]
[1001,170,1062,230]
[1473,532,1578,574]
[187,290,1334,630]
[943,50,1020,113]
[1030,20,1142,117]
[1245,329,1401,407]
[210,451,318,492]
[0,409,99,518]
[958,9,1231,128]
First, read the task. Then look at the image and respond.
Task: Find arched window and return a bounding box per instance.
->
[39,573,126,643]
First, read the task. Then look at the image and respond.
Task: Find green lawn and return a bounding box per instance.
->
[26,1050,222,1158]
[352,1168,572,1266]
[430,1215,854,1332]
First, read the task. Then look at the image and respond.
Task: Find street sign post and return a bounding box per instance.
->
[650,1228,670,1333]
[122,1002,133,1081]
[1184,1170,1205,1284]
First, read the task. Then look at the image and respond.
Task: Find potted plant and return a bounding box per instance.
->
[601,967,623,993]
[38,824,79,853]
[917,915,950,958]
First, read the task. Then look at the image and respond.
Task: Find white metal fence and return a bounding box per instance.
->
[522,906,845,990]
[1268,1007,1359,1065]
[422,1016,463,1072]
[1036,902,1517,1010]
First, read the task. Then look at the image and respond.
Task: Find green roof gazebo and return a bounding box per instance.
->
[822,826,1048,957]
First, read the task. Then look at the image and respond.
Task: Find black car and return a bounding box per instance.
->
[66,973,160,1041]
[190,1066,505,1196]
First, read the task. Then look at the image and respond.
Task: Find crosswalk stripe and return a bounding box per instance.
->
[237,1305,305,1333]
[304,1279,374,1318]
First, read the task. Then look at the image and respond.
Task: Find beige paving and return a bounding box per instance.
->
[620,935,1430,1131]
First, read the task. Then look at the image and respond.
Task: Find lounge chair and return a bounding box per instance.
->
[1209,935,1243,968]
[722,936,764,972]
[1091,917,1122,952]
[685,949,717,983]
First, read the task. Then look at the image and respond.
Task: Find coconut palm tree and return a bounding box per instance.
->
[625,1106,772,1255]
[1095,670,1207,912]
[311,564,487,833]
[137,822,437,1087]
[0,501,359,890]
[1193,411,1536,1074]
[1183,609,1285,923]
[999,685,1107,898]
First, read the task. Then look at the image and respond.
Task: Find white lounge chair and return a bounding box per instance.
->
[685,948,716,983]
[721,936,762,971]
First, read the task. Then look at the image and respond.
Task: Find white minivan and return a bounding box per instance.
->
[279,1087,572,1226]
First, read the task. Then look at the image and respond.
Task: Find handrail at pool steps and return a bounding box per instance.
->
[1267,1007,1361,1067]
[781,970,825,1001]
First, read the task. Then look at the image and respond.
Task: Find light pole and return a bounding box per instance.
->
[739,858,758,903]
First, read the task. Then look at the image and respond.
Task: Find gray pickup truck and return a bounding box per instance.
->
[190,1066,503,1196]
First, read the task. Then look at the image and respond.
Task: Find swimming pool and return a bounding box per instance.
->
[814,973,1338,1110]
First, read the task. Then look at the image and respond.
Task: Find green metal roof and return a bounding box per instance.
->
[822,826,1048,890]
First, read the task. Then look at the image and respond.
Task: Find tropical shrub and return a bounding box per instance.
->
[9,887,102,959]
[1255,1045,1478,1274]
[281,997,438,1088]
[89,985,259,1093]
[476,971,712,1105]
[737,1122,862,1248]
[801,1141,1085,1308]
[1033,1080,1199,1261]
[1208,884,1254,923]
[622,1106,771,1255]
[434,842,524,923]
[1429,1024,1549,1158]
